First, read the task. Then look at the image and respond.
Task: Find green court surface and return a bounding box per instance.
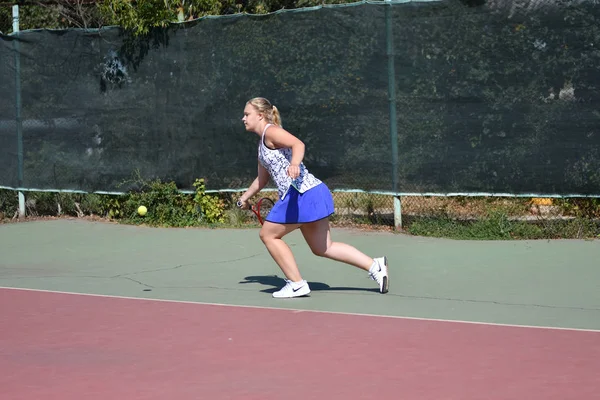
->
[1,219,599,331]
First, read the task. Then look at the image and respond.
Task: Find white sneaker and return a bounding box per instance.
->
[272,279,311,298]
[369,257,389,294]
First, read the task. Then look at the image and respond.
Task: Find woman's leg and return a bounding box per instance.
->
[300,217,389,293]
[299,218,373,270]
[259,221,303,281]
[259,221,312,298]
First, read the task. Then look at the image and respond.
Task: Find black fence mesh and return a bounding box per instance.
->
[1,0,599,230]
[0,37,17,188]
[392,0,600,194]
[0,5,389,193]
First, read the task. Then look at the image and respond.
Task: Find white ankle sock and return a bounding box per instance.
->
[291,280,305,288]
[368,260,379,274]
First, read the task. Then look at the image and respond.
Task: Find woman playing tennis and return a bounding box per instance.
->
[237,97,389,298]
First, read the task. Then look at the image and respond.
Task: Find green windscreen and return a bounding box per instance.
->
[1,1,598,195]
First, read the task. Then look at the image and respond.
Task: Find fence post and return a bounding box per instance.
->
[13,5,25,218]
[394,196,402,230]
[385,0,401,229]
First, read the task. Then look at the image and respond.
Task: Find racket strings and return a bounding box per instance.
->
[257,199,274,223]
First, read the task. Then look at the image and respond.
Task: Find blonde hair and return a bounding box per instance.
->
[247,97,282,127]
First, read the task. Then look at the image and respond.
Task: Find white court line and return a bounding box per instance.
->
[2,286,599,333]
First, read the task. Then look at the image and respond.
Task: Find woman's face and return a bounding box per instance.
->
[242,103,262,133]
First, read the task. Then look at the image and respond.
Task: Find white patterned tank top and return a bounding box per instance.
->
[258,124,322,200]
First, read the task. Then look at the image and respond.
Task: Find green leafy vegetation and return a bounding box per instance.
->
[2,188,599,239]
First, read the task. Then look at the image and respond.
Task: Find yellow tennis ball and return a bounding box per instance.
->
[137,206,147,216]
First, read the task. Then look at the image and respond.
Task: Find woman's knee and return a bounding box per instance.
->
[259,226,279,244]
[259,228,270,244]
[260,222,300,245]
[310,243,329,257]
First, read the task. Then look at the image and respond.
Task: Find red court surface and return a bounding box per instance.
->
[1,288,599,400]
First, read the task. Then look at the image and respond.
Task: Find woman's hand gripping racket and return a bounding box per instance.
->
[237,198,274,225]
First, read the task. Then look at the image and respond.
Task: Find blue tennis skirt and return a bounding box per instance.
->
[266,182,335,224]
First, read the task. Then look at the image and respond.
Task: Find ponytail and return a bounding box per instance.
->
[272,105,282,127]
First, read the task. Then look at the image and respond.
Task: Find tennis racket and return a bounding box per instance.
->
[239,198,274,225]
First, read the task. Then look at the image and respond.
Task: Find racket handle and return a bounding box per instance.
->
[237,200,251,209]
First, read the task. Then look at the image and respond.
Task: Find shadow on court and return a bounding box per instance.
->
[240,274,380,294]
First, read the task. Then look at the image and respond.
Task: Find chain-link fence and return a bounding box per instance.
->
[1,0,599,235]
